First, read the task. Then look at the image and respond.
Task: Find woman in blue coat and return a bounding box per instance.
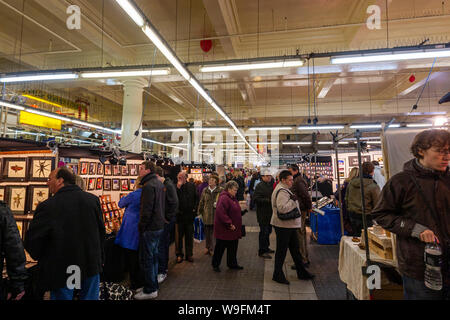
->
[115,179,143,290]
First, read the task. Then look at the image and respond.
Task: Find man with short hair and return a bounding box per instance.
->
[289,164,313,266]
[134,161,166,300]
[175,171,198,263]
[253,169,275,259]
[154,166,178,284]
[25,167,105,300]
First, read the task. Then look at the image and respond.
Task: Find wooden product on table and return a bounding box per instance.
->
[367,227,393,260]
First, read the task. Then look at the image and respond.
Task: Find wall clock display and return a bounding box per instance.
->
[29,157,55,182]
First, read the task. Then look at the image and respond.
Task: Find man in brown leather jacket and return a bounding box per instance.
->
[372,129,450,300]
[289,164,312,266]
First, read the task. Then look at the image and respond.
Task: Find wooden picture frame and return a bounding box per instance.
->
[129,164,137,176]
[112,165,120,176]
[80,162,89,175]
[112,179,120,191]
[103,179,111,191]
[6,185,28,214]
[26,185,50,214]
[121,165,129,176]
[129,178,137,191]
[120,179,129,191]
[0,186,5,202]
[67,164,79,175]
[104,195,111,203]
[88,178,96,191]
[97,163,104,175]
[104,164,112,176]
[2,158,28,182]
[96,177,103,190]
[29,157,55,182]
[89,162,96,175]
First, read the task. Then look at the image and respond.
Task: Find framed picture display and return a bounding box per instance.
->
[6,186,27,214]
[2,158,28,182]
[67,164,79,175]
[121,165,129,176]
[104,164,112,176]
[97,163,104,175]
[129,164,137,176]
[112,165,120,176]
[89,162,96,175]
[88,178,96,191]
[111,202,118,210]
[96,177,103,190]
[83,178,88,189]
[80,162,89,175]
[27,185,50,214]
[112,179,120,191]
[16,220,24,240]
[106,203,112,211]
[29,157,55,182]
[101,204,108,213]
[103,179,111,191]
[104,195,111,203]
[129,178,137,191]
[120,179,129,191]
[0,186,5,202]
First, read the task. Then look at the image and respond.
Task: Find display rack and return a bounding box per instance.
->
[99,195,124,234]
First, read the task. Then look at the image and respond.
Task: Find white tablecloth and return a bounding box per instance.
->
[338,236,397,300]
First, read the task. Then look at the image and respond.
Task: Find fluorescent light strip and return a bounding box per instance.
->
[142,138,187,151]
[116,0,145,27]
[0,73,78,83]
[282,141,311,145]
[199,60,304,72]
[189,127,229,132]
[81,69,170,78]
[144,128,187,133]
[249,127,293,131]
[318,141,333,145]
[350,124,382,129]
[0,100,25,111]
[331,49,450,64]
[406,123,433,128]
[297,125,345,130]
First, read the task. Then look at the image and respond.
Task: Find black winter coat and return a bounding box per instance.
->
[234,176,246,201]
[176,182,198,224]
[164,178,178,223]
[139,173,166,232]
[253,181,273,225]
[0,202,27,297]
[24,185,105,291]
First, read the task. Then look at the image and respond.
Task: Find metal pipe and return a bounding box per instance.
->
[333,134,345,237]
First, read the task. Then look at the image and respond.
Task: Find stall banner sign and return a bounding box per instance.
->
[20,111,62,130]
[190,168,202,174]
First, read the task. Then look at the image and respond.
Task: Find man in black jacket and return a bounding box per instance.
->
[253,170,275,259]
[175,171,198,263]
[155,166,178,284]
[0,202,27,300]
[25,167,105,300]
[134,161,165,300]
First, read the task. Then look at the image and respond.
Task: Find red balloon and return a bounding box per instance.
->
[200,40,213,53]
[409,75,416,82]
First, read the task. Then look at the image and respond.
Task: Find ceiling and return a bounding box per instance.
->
[0,0,449,152]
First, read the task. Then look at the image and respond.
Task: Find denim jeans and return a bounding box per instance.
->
[158,220,175,274]
[258,224,272,255]
[139,229,164,294]
[50,274,100,300]
[403,275,449,300]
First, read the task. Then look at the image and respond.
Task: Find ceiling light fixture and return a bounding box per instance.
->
[115,0,145,27]
[318,141,333,145]
[142,138,188,151]
[189,127,229,132]
[0,100,25,111]
[143,128,188,133]
[297,125,345,130]
[249,126,293,131]
[331,49,450,64]
[433,117,448,126]
[350,124,382,129]
[199,60,304,73]
[81,69,170,78]
[281,141,311,145]
[0,73,78,83]
[406,123,433,128]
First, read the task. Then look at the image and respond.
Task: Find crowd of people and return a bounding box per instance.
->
[0,129,448,300]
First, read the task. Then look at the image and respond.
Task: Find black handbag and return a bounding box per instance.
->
[241,225,246,237]
[275,189,301,221]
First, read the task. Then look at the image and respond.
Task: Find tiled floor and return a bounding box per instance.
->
[156,210,347,300]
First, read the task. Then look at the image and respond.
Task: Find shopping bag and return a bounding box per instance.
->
[194,216,204,243]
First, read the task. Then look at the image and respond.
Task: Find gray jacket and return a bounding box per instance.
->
[270,182,301,229]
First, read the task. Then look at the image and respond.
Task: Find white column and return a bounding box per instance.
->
[120,78,148,154]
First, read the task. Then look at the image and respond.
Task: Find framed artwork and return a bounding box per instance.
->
[67,164,79,175]
[2,158,28,182]
[88,178,96,191]
[106,203,112,211]
[120,179,129,191]
[129,164,137,176]
[121,165,129,176]
[103,179,111,191]
[104,195,111,203]
[29,157,55,182]
[97,163,104,175]
[112,179,120,191]
[6,186,27,214]
[83,178,88,188]
[96,177,103,190]
[101,204,108,212]
[89,163,96,175]
[80,162,89,175]
[129,178,137,191]
[104,164,112,176]
[111,202,118,210]
[0,186,5,202]
[112,165,120,176]
[27,185,50,214]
